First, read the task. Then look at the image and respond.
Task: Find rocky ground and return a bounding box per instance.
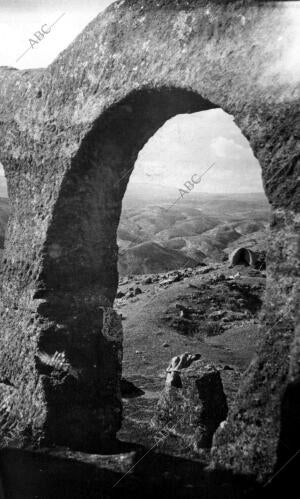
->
[115,262,266,460]
[2,261,292,499]
[0,262,290,499]
[0,248,269,498]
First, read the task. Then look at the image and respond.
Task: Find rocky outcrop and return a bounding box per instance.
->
[152,355,228,452]
[211,210,300,480]
[0,0,299,480]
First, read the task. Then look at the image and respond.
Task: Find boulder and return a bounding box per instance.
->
[152,354,228,452]
[159,273,183,286]
[196,267,214,275]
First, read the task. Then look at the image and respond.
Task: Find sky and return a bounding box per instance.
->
[0,1,113,69]
[2,0,298,196]
[131,109,264,193]
[0,108,264,196]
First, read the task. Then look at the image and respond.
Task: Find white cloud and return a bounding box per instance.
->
[210,136,248,159]
[131,109,264,193]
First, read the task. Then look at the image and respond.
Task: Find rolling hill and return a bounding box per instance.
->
[0,190,270,277]
[117,190,270,274]
[118,241,197,276]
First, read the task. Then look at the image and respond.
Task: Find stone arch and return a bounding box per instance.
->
[35,86,218,450]
[0,0,298,481]
[44,88,217,292]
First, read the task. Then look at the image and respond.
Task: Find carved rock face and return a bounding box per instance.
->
[0,0,299,479]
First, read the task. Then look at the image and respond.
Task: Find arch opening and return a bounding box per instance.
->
[30,87,219,449]
[35,87,270,452]
[114,106,270,454]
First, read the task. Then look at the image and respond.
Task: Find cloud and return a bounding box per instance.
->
[131,109,264,193]
[210,137,248,160]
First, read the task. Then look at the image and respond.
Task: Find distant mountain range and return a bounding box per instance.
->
[118,188,270,275]
[0,188,270,277]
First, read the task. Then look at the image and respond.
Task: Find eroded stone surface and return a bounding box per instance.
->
[152,358,228,452]
[211,209,300,479]
[0,0,299,477]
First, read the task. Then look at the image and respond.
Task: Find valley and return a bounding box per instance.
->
[118,188,270,276]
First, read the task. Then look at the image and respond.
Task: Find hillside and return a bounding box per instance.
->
[0,192,270,277]
[118,241,197,276]
[115,261,266,458]
[117,191,270,275]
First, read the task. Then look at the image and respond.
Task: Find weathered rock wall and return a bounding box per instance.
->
[0,0,299,478]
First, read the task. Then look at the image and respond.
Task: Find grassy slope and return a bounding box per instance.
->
[116,263,265,456]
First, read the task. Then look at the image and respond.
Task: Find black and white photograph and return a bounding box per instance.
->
[0,1,299,497]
